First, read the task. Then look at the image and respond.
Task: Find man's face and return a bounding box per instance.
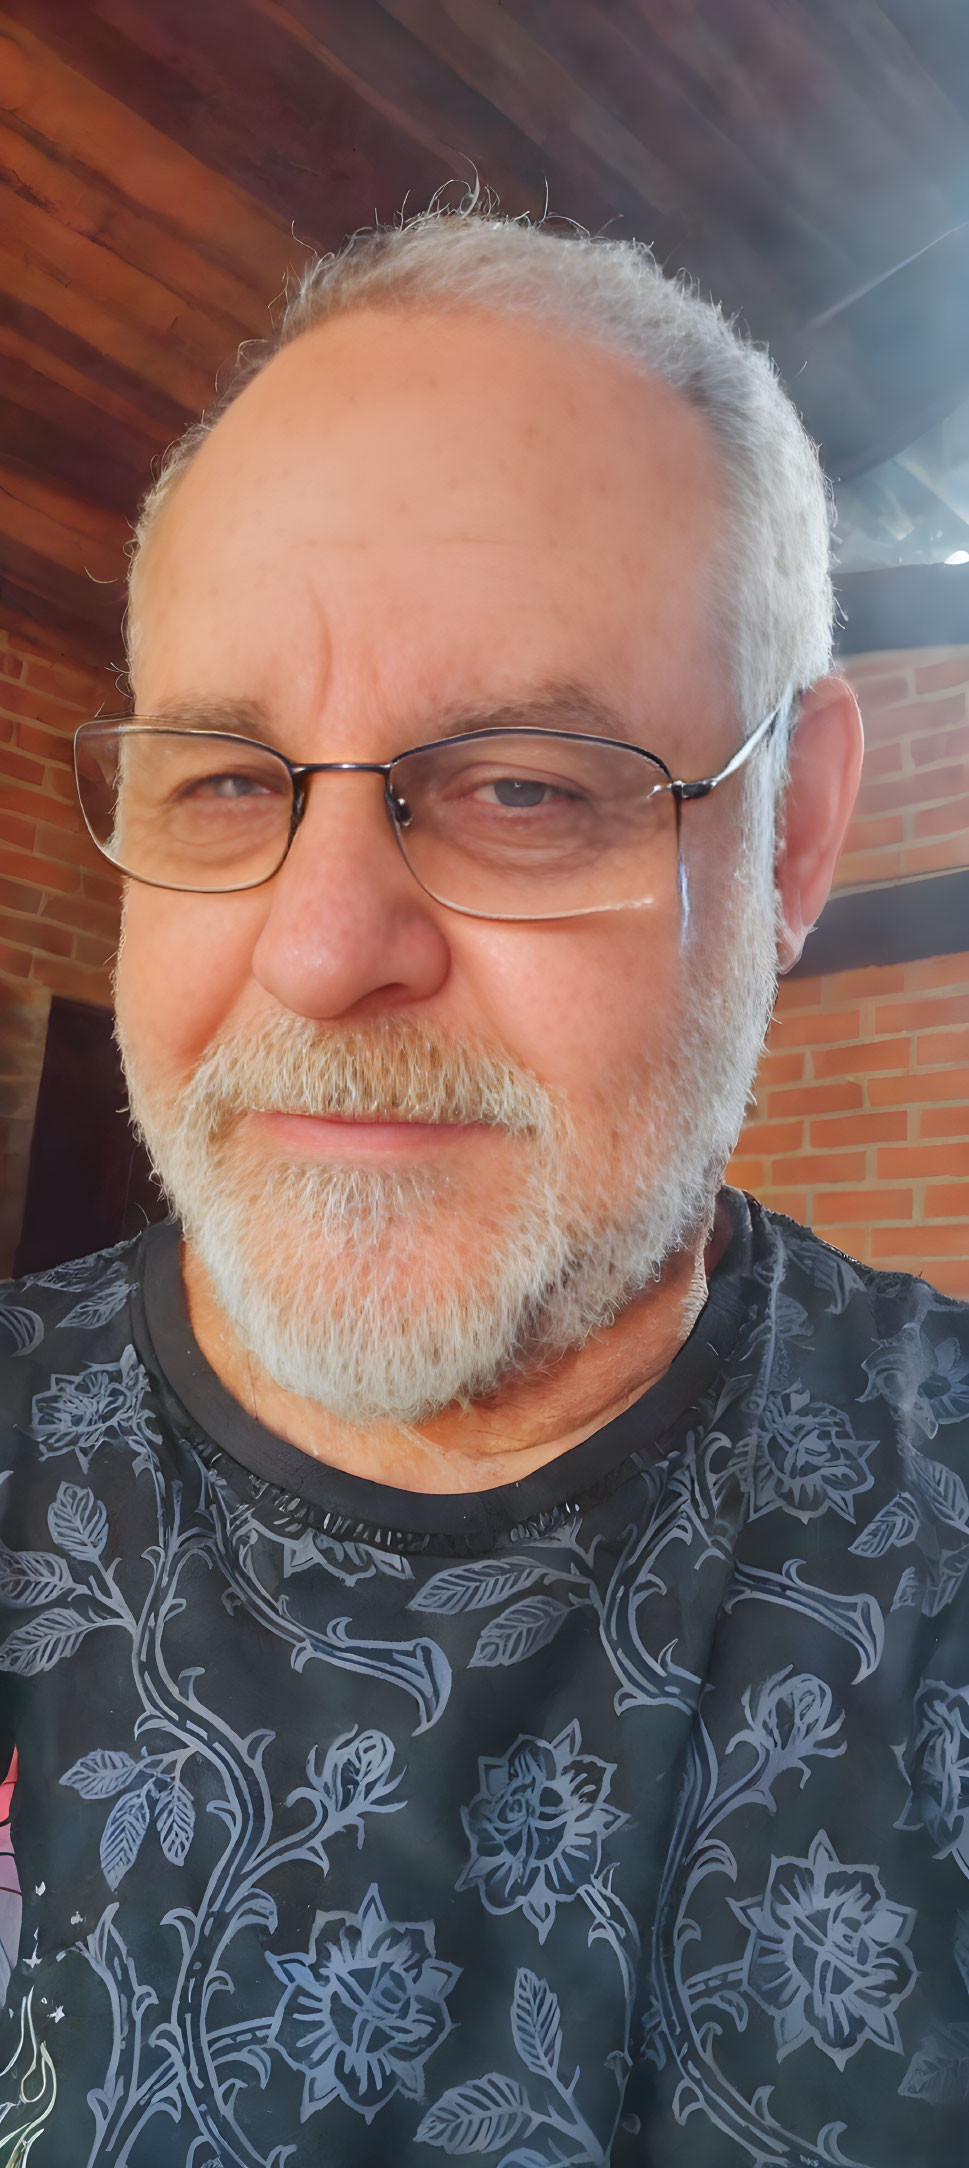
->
[117,305,776,1421]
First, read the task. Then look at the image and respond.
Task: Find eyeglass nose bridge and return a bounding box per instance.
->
[287,757,412,853]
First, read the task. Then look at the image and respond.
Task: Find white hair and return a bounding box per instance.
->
[128,194,834,795]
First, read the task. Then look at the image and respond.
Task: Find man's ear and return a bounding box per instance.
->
[774,676,864,974]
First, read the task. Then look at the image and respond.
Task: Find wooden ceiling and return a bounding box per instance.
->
[3,0,969,670]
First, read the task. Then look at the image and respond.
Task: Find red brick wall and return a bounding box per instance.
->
[729,647,969,1299]
[834,649,969,890]
[0,634,121,1001]
[0,628,120,1269]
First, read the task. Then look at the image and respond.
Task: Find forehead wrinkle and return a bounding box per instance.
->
[137,680,654,757]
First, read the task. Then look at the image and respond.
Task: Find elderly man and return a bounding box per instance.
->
[2,208,968,2168]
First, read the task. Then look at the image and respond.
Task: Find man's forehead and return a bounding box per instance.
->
[156,304,724,540]
[133,307,733,758]
[143,681,667,756]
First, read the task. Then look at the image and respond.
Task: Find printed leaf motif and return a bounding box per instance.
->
[0,1303,42,1357]
[411,1560,547,1615]
[807,1245,860,1316]
[922,1551,969,1618]
[60,1275,129,1331]
[469,1597,571,1670]
[61,1749,143,1800]
[100,1783,152,1890]
[849,1492,919,1558]
[899,2033,969,2104]
[0,1606,99,1676]
[0,1538,73,1609]
[48,1482,109,1559]
[417,2074,532,2153]
[495,2153,549,2168]
[155,1777,196,1867]
[510,1969,562,2079]
[907,1452,969,1534]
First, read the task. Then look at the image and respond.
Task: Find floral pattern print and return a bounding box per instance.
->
[269,1884,460,2121]
[0,1197,967,2165]
[458,1723,626,1942]
[730,1666,845,1783]
[861,1322,969,1439]
[734,1830,917,2066]
[752,1385,878,1520]
[28,1345,160,1469]
[897,1681,969,1873]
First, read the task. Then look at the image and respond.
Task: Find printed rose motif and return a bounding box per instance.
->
[916,1338,969,1432]
[732,1668,845,1781]
[896,1679,969,1871]
[861,1324,969,1439]
[733,1829,916,2068]
[267,1883,459,2122]
[457,1720,626,1943]
[752,1386,877,1522]
[29,1345,160,1467]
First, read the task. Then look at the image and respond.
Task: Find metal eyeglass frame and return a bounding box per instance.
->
[74,696,787,917]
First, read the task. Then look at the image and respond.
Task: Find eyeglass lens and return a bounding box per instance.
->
[75,724,678,918]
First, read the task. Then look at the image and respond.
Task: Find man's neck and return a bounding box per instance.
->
[181,1198,730,1495]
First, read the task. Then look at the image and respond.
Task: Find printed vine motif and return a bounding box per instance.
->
[408,1417,748,1722]
[0,1409,452,2165]
[641,1671,916,2166]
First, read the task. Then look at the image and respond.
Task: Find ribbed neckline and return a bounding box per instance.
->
[132,1191,758,1553]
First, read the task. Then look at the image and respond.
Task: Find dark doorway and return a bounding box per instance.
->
[14,997,164,1275]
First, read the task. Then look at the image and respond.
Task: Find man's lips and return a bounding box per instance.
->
[243,1108,489,1159]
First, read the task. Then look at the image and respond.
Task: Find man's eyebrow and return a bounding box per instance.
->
[425,685,644,747]
[145,699,276,737]
[141,686,646,750]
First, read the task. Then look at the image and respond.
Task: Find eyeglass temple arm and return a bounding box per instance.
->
[671,692,794,802]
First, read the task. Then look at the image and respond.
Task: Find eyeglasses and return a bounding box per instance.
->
[73,703,783,923]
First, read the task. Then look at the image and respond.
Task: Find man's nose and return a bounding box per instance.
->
[250,771,452,1020]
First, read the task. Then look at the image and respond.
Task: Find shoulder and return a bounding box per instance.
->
[1,1238,143,1347]
[0,1237,150,1461]
[756,1201,969,1361]
[748,1202,969,1560]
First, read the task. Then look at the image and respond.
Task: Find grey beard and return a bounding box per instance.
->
[118,895,776,1425]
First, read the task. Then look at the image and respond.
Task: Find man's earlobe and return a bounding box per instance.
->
[774,677,865,974]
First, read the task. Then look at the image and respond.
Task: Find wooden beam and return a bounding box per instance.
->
[0,316,172,447]
[0,189,246,385]
[0,238,217,415]
[0,463,129,582]
[4,0,461,250]
[0,529,124,651]
[0,9,293,292]
[0,372,149,517]
[0,572,121,666]
[390,0,818,331]
[0,117,275,339]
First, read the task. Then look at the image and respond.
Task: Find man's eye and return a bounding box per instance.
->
[473,776,577,809]
[176,771,277,802]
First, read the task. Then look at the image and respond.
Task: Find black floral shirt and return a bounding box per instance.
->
[0,1195,968,2166]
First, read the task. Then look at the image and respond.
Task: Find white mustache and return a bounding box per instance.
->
[174,1015,555,1142]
